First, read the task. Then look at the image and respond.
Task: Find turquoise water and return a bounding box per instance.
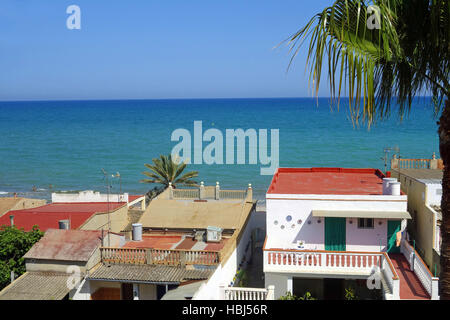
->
[0,98,440,200]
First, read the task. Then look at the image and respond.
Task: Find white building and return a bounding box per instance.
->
[264,168,439,300]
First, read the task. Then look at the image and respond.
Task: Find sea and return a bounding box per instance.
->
[0,98,441,202]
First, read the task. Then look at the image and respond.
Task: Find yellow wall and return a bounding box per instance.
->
[79,205,129,233]
[391,172,436,267]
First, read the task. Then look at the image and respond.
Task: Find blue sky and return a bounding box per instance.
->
[0,0,334,100]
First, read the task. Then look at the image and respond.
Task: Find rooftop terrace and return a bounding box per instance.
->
[267,168,386,195]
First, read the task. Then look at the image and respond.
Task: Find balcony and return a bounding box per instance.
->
[263,240,439,300]
[100,247,220,266]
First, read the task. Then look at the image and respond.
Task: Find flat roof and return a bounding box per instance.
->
[391,168,443,181]
[123,234,228,252]
[138,199,254,230]
[0,202,126,231]
[0,197,22,216]
[267,168,386,195]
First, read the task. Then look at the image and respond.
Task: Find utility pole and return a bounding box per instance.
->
[101,168,111,247]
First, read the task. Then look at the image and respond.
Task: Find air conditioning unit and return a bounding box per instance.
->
[195,230,205,242]
[206,226,222,243]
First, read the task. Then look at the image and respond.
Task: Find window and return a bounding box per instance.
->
[358,218,374,229]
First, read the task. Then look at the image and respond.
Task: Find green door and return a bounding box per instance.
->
[387,220,402,253]
[325,217,346,251]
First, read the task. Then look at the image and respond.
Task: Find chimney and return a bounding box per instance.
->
[9,215,14,226]
[58,219,70,230]
[132,223,143,241]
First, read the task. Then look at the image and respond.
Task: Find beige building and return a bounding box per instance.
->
[0,197,47,217]
[390,155,443,275]
[72,182,262,300]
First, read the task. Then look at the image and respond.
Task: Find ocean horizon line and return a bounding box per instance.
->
[0,96,434,103]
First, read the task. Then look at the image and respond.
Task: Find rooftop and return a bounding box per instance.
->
[123,234,229,252]
[0,202,125,231]
[0,197,22,216]
[138,199,254,230]
[267,168,386,195]
[0,272,72,300]
[24,229,107,262]
[87,264,212,284]
[391,168,443,181]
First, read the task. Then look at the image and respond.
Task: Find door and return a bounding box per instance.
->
[121,283,134,300]
[387,220,402,253]
[325,217,346,251]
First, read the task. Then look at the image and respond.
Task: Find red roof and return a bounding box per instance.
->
[0,202,126,231]
[267,168,386,195]
[128,195,144,202]
[123,235,227,252]
[24,229,106,261]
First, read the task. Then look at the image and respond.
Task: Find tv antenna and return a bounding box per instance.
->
[101,168,111,247]
[381,146,400,173]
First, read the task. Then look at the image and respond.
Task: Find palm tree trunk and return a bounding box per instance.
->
[439,99,450,299]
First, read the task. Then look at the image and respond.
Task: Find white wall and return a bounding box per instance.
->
[52,190,128,203]
[266,196,407,251]
[265,273,290,299]
[193,209,257,299]
[426,184,442,206]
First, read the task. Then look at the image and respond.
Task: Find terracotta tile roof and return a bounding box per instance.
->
[24,229,105,262]
[87,264,213,284]
[123,235,183,250]
[0,272,71,300]
[0,202,125,231]
[267,168,386,195]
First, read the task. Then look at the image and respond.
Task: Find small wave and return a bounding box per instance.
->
[37,188,46,191]
[0,191,8,195]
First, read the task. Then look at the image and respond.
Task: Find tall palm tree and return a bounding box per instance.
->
[140,154,199,189]
[286,0,449,298]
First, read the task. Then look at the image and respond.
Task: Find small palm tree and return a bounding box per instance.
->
[140,154,199,189]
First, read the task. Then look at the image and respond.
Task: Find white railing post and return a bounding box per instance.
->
[431,278,439,300]
[199,181,205,200]
[219,284,226,300]
[392,278,400,300]
[215,182,220,200]
[266,285,275,300]
[168,182,173,199]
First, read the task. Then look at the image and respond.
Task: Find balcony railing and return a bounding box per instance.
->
[100,247,220,266]
[263,248,400,299]
[397,159,431,169]
[400,241,439,300]
[222,286,275,300]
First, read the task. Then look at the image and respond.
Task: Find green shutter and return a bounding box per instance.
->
[387,220,401,253]
[325,217,346,251]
